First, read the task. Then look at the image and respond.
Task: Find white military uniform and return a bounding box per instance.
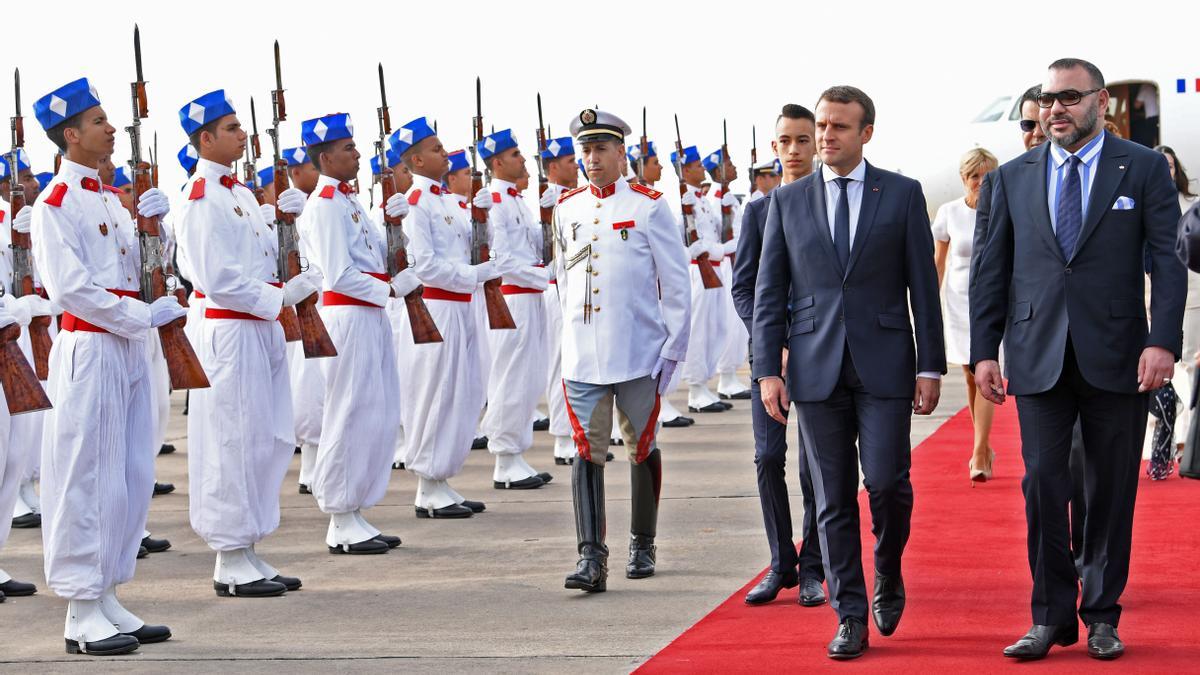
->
[679,183,726,408]
[31,160,155,603]
[399,176,487,508]
[300,175,400,546]
[710,187,750,396]
[289,206,325,490]
[479,178,550,484]
[177,159,294,583]
[369,202,409,467]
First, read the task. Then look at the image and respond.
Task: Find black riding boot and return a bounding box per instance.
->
[627,448,661,579]
[565,458,608,592]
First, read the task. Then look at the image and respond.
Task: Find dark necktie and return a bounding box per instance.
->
[1055,155,1082,259]
[833,177,852,270]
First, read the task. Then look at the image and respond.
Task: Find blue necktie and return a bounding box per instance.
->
[834,177,851,270]
[1056,155,1082,259]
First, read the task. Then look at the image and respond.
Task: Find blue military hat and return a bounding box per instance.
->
[627,141,658,162]
[34,78,102,131]
[178,143,199,173]
[389,117,435,157]
[302,113,354,146]
[179,89,236,136]
[671,145,700,167]
[7,148,32,172]
[369,147,402,175]
[540,136,574,160]
[35,172,53,191]
[477,129,518,160]
[245,177,257,190]
[702,149,725,172]
[447,149,469,173]
[258,166,274,187]
[112,165,132,188]
[283,147,309,167]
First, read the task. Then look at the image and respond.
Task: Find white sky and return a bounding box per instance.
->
[7,0,1196,201]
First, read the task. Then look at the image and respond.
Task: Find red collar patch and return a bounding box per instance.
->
[506,187,519,198]
[589,182,617,199]
[458,200,467,209]
[430,184,443,195]
[81,177,100,192]
[338,181,354,195]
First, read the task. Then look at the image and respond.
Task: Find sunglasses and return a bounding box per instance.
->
[1019,119,1038,133]
[1036,88,1101,108]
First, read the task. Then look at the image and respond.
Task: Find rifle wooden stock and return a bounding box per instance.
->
[9,191,50,380]
[0,324,51,415]
[286,248,337,358]
[247,173,300,342]
[380,169,442,344]
[679,184,723,289]
[471,185,515,330]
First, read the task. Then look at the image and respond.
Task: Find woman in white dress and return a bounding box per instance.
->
[1156,146,1199,450]
[933,148,998,482]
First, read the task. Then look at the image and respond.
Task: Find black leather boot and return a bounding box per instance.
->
[564,459,608,593]
[627,448,661,579]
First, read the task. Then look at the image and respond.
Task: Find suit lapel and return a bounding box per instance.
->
[804,173,841,273]
[1025,144,1062,262]
[1071,138,1130,262]
[845,163,882,277]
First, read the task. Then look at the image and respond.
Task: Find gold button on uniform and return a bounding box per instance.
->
[592,288,599,294]
[593,218,599,224]
[592,270,599,277]
[594,306,600,312]
[592,252,599,259]
[591,234,598,241]
[594,203,602,209]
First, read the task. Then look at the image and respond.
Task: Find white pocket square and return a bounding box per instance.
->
[1112,196,1136,210]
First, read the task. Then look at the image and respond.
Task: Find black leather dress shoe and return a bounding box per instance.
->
[294,445,301,454]
[153,482,175,496]
[136,545,149,559]
[1087,623,1124,660]
[141,536,171,554]
[0,578,36,596]
[298,483,311,495]
[538,472,553,484]
[828,617,869,659]
[718,400,734,410]
[158,443,176,455]
[392,461,405,470]
[872,574,905,636]
[494,475,546,490]
[532,417,550,431]
[626,535,656,579]
[744,570,798,605]
[122,623,172,644]
[606,451,615,461]
[374,534,402,548]
[459,500,486,513]
[65,634,140,656]
[565,551,608,593]
[661,417,690,428]
[472,436,489,450]
[0,590,5,603]
[1003,623,1078,659]
[415,503,473,519]
[555,457,570,465]
[270,574,302,591]
[688,402,726,413]
[719,390,751,400]
[328,538,390,555]
[799,577,827,606]
[12,512,40,528]
[214,578,288,598]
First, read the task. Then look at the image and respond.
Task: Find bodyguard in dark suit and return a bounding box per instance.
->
[732,104,824,608]
[971,59,1185,661]
[753,86,946,659]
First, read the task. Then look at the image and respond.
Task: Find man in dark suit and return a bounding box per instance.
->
[732,104,825,609]
[971,58,1185,661]
[753,86,945,659]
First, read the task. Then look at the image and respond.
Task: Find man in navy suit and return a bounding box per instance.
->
[753,86,946,659]
[972,58,1185,661]
[732,104,825,609]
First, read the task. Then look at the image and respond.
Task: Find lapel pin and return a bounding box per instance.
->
[872,187,880,192]
[1118,165,1126,170]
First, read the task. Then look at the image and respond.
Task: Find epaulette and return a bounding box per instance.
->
[407,189,422,206]
[629,183,663,200]
[44,183,69,207]
[102,185,122,194]
[188,178,206,201]
[558,186,587,204]
[318,185,336,199]
[491,191,501,204]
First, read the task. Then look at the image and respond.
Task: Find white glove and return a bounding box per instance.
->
[650,357,678,396]
[276,187,307,216]
[473,261,499,283]
[538,186,561,209]
[721,192,738,208]
[12,207,31,234]
[259,203,276,224]
[681,190,698,208]
[391,269,421,297]
[472,188,493,211]
[149,296,186,328]
[18,295,52,317]
[385,192,410,219]
[282,274,318,307]
[137,188,170,219]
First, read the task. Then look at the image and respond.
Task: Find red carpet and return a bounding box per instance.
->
[639,403,1200,672]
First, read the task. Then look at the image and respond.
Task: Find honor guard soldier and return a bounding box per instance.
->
[300,113,414,552]
[703,149,751,401]
[556,109,691,592]
[176,90,314,597]
[674,145,728,413]
[31,77,182,655]
[477,129,553,490]
[392,120,491,518]
[748,158,781,202]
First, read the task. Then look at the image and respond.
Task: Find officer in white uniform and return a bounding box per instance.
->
[703,149,751,400]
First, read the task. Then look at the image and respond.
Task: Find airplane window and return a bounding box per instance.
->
[972,97,1013,123]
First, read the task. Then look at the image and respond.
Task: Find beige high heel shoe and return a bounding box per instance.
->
[969,448,996,483]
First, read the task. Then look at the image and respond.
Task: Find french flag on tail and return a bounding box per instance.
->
[1177,78,1200,93]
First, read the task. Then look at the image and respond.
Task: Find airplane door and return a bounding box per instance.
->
[1106,81,1160,147]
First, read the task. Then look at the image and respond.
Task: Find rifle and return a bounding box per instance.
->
[269,40,335,358]
[719,119,735,262]
[0,322,51,415]
[248,98,299,342]
[636,106,648,186]
[150,132,188,309]
[470,77,515,330]
[674,115,721,289]
[128,25,209,390]
[8,68,51,380]
[377,63,441,344]
[535,93,554,266]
